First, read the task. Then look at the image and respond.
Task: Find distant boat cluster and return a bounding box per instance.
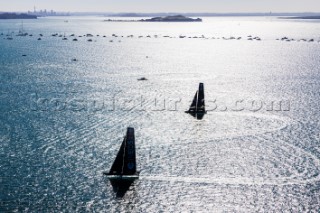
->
[276,36,317,42]
[1,32,319,43]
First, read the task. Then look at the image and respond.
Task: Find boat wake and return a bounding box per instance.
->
[138,112,293,148]
[140,173,320,186]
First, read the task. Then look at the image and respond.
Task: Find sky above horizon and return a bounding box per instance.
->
[1,0,320,13]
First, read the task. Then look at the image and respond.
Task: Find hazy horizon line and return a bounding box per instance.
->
[1,11,320,15]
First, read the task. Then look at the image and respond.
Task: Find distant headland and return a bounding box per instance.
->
[0,13,37,19]
[281,16,320,19]
[105,15,202,22]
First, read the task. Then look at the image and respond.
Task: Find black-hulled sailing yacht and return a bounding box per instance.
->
[185,83,206,117]
[103,127,139,180]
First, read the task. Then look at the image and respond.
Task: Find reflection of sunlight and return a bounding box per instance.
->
[1,15,320,212]
[137,112,292,147]
[0,121,10,142]
[140,173,320,186]
[140,139,320,186]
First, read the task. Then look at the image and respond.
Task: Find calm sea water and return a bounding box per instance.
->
[1,16,320,212]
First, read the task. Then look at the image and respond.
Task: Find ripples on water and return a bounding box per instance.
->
[0,17,320,212]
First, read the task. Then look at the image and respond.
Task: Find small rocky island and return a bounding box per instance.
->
[0,13,37,19]
[141,15,202,22]
[105,15,202,22]
[280,16,320,20]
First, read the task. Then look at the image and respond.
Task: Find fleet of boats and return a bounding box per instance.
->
[2,29,319,43]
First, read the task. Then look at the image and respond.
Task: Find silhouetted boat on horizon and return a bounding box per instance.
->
[17,21,28,36]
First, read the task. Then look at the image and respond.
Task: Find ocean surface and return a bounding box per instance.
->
[0,16,320,212]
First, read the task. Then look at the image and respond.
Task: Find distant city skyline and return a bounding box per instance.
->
[1,0,320,13]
